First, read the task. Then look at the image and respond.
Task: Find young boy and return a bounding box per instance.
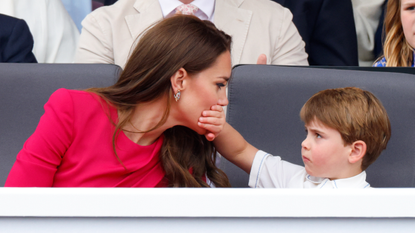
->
[213,87,391,188]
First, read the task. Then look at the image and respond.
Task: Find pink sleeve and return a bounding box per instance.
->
[5,89,74,187]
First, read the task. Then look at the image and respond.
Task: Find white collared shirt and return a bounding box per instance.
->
[249,150,371,189]
[158,0,215,21]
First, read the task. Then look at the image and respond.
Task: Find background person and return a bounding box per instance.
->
[374,0,415,66]
[272,0,359,66]
[0,0,79,63]
[75,0,308,68]
[0,14,37,63]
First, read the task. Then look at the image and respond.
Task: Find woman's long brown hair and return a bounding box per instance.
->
[380,0,414,66]
[88,15,231,187]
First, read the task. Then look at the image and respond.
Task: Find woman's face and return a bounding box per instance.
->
[178,51,231,135]
[401,0,415,48]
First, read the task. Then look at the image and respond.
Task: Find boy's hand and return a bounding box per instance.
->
[198,105,226,141]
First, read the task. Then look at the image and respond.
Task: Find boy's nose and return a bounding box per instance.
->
[301,137,310,150]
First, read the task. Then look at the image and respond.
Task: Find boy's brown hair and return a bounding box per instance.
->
[300,87,391,170]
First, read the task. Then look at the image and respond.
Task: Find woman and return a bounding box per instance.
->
[5,15,232,187]
[373,0,415,66]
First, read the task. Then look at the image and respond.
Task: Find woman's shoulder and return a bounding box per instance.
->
[373,57,386,67]
[49,88,96,101]
[48,88,108,110]
[48,88,115,124]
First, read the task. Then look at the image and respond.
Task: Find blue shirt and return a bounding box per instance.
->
[373,52,415,67]
[61,0,92,32]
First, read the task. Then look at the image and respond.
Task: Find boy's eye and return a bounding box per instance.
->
[316,133,322,138]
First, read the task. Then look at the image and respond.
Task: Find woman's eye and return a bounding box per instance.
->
[406,6,415,10]
[216,83,225,89]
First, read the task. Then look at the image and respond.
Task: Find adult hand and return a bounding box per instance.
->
[256,54,267,64]
[198,105,226,141]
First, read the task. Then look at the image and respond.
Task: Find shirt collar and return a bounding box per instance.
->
[306,171,370,189]
[158,0,215,21]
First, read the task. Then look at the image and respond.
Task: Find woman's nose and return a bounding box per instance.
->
[218,92,229,106]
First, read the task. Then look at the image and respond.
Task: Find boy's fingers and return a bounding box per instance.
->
[202,105,224,116]
[210,105,224,111]
[202,110,222,117]
[199,116,222,125]
[198,122,222,133]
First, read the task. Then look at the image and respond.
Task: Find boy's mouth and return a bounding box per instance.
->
[302,155,311,162]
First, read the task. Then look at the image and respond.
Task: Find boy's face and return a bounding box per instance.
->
[301,119,352,180]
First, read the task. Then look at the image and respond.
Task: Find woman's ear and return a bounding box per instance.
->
[170,68,187,92]
[348,140,367,164]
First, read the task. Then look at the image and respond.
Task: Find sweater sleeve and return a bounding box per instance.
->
[5,89,74,187]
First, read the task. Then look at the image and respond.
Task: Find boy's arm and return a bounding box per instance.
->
[198,106,258,173]
[213,123,259,174]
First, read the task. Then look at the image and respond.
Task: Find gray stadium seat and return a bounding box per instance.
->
[220,65,415,187]
[0,63,121,186]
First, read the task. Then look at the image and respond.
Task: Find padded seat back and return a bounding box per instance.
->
[0,63,121,186]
